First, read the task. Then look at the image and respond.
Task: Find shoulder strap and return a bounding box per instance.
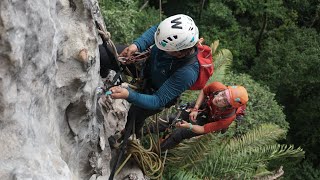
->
[170,55,197,74]
[170,48,198,73]
[221,109,236,119]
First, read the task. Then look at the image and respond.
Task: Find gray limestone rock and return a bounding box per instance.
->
[0,0,144,179]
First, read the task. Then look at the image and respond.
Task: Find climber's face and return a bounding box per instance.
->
[166,50,186,58]
[212,90,230,108]
[166,47,194,58]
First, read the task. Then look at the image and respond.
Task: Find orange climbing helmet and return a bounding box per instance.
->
[225,85,249,108]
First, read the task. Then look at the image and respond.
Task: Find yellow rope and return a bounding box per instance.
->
[127,137,164,179]
[114,116,165,179]
[114,136,164,179]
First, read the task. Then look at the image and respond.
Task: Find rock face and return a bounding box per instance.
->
[0,0,143,179]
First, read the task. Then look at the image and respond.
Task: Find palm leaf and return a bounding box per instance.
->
[211,40,219,54]
[200,144,304,178]
[163,170,201,180]
[210,48,233,83]
[225,123,286,153]
[166,133,219,167]
[164,124,304,179]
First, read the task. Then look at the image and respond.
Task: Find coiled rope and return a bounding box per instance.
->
[114,116,167,179]
[128,137,164,179]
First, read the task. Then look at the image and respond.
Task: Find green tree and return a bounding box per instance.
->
[99,0,160,44]
[250,25,320,166]
[224,72,289,132]
[284,0,320,30]
[284,160,320,180]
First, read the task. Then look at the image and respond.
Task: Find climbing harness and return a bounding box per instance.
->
[168,109,182,129]
[157,103,192,144]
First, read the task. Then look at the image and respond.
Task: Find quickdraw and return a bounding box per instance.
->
[118,48,151,64]
[96,21,151,91]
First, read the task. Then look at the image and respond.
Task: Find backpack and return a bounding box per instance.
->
[170,44,214,90]
[190,44,214,90]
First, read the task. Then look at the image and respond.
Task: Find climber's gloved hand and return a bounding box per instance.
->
[109,86,129,99]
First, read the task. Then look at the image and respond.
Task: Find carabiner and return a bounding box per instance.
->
[118,57,127,63]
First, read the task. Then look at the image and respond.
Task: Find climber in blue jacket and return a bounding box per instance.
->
[105,14,200,146]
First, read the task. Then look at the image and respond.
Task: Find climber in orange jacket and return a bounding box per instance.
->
[159,81,249,150]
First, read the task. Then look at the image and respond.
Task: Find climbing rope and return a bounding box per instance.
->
[96,22,118,58]
[97,22,151,65]
[159,0,162,21]
[127,137,164,179]
[113,115,166,179]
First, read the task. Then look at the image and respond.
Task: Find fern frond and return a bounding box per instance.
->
[211,40,219,54]
[196,144,303,178]
[166,134,215,167]
[163,170,201,180]
[225,123,286,153]
[165,123,304,179]
[211,49,233,82]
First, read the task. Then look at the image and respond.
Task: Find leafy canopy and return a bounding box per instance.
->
[99,0,160,44]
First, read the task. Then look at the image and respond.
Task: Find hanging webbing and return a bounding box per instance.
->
[95,21,117,59]
[96,21,152,90]
[95,21,130,86]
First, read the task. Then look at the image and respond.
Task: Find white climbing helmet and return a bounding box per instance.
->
[154,14,199,52]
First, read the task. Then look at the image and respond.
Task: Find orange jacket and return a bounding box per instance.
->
[202,82,245,133]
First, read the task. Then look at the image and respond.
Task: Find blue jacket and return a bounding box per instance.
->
[126,25,199,110]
